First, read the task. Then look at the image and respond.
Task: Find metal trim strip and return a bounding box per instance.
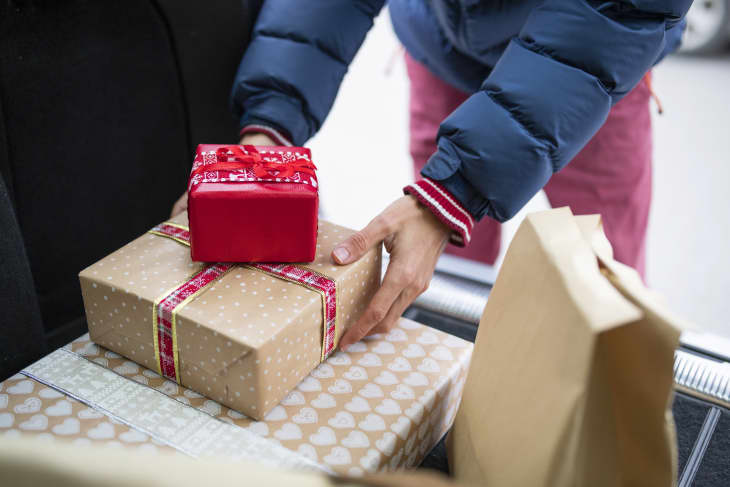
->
[674,350,730,408]
[21,349,329,473]
[678,406,721,487]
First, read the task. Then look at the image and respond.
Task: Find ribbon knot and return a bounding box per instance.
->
[191,145,317,181]
[215,145,262,165]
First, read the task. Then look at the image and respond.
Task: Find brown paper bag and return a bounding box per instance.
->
[448,207,686,486]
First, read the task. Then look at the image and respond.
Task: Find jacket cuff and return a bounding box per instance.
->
[421,149,491,221]
[239,124,293,147]
[403,178,475,247]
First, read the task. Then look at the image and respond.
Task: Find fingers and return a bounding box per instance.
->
[338,260,428,350]
[339,266,402,349]
[370,288,417,336]
[335,195,444,350]
[170,192,188,218]
[239,133,277,146]
[332,197,425,266]
[332,213,396,265]
[371,268,427,335]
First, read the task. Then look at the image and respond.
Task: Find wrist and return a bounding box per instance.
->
[239,124,293,146]
[239,132,278,147]
[405,194,452,238]
[403,178,475,247]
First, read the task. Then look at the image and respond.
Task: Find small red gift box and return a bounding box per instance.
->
[187,144,318,262]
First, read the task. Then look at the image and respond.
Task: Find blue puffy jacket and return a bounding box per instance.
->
[231,0,690,226]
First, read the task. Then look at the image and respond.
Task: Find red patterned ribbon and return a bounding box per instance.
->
[149,222,337,383]
[153,263,233,382]
[188,145,318,191]
[253,264,338,360]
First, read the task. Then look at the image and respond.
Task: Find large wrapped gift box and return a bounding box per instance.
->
[79,213,380,420]
[188,144,319,263]
[2,319,472,474]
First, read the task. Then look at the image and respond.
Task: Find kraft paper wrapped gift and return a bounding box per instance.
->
[1,318,472,475]
[79,212,380,420]
[0,373,179,454]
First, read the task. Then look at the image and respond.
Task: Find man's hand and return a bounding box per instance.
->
[169,133,277,218]
[334,195,451,349]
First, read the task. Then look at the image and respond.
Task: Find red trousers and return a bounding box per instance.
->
[407,55,653,278]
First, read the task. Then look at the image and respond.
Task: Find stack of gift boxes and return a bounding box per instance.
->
[68,144,472,473]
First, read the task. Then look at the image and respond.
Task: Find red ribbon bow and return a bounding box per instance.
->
[191,145,317,180]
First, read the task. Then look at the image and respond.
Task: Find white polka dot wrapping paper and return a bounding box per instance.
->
[78,212,381,420]
[1,321,472,475]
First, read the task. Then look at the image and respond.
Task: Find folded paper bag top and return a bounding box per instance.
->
[79,211,380,420]
[449,207,689,487]
[187,144,319,263]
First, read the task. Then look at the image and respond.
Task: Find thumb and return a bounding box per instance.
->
[332,216,392,265]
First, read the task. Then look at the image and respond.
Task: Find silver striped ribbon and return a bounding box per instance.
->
[22,349,329,473]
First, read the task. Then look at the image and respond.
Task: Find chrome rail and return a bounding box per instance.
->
[407,259,730,407]
[674,350,730,408]
[382,255,491,325]
[412,272,490,324]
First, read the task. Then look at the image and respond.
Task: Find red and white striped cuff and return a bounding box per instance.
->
[403,178,475,247]
[239,124,293,147]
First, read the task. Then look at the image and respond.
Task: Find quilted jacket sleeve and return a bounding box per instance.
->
[422,0,692,223]
[231,0,386,145]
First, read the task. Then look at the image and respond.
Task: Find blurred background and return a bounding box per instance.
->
[311,6,730,339]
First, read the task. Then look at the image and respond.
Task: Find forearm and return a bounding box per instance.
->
[231,0,386,145]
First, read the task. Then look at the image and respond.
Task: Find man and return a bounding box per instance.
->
[172,0,690,349]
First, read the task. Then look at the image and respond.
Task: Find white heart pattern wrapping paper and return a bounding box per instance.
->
[0,318,471,474]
